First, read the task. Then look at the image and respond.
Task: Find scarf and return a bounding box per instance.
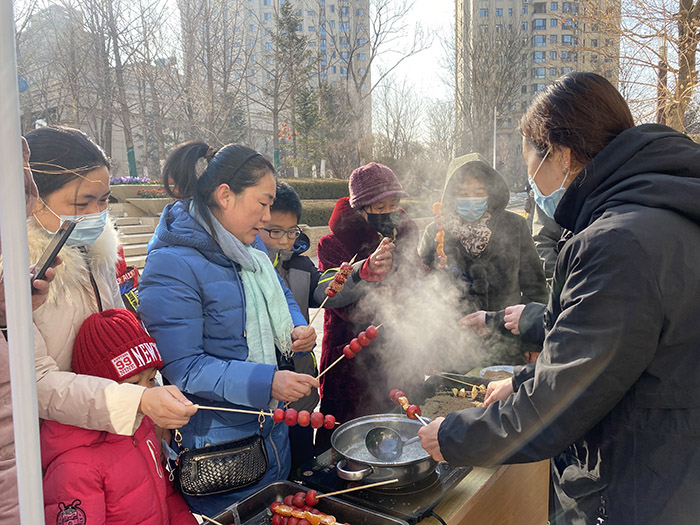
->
[190,202,293,365]
[447,212,492,257]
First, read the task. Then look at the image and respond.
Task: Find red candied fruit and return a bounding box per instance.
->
[390,390,405,404]
[283,494,295,506]
[284,408,298,426]
[357,332,371,346]
[270,501,282,512]
[334,273,348,284]
[349,338,362,352]
[365,325,379,339]
[297,410,311,427]
[273,408,285,423]
[325,287,337,298]
[288,517,300,525]
[323,414,336,430]
[298,520,311,525]
[310,411,324,429]
[304,489,318,506]
[343,345,357,359]
[406,404,422,420]
[272,515,284,525]
[292,493,305,508]
[340,262,353,273]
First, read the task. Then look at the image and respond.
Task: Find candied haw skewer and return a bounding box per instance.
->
[389,389,428,426]
[316,323,383,380]
[307,257,357,328]
[310,411,325,429]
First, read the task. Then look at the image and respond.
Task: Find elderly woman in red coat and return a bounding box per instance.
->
[315,163,426,449]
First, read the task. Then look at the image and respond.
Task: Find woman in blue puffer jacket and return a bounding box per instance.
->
[138,142,319,516]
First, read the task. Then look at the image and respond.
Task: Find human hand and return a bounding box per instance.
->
[459,311,488,337]
[418,417,446,462]
[271,371,319,403]
[367,237,395,275]
[483,378,514,407]
[504,304,526,335]
[291,325,316,353]
[0,259,61,326]
[138,385,198,428]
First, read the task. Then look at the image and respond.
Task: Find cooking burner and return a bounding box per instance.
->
[293,449,471,524]
[367,471,440,495]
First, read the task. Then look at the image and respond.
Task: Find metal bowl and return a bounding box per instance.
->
[331,414,437,485]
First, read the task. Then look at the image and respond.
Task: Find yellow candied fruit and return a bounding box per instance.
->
[437,244,446,257]
[435,231,445,244]
[432,202,442,215]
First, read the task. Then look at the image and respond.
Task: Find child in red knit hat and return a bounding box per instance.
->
[41,308,197,525]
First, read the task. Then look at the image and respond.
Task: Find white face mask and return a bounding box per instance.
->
[528,150,567,219]
[35,201,107,246]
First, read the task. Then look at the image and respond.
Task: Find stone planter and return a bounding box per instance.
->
[110,184,162,202]
[126,197,173,216]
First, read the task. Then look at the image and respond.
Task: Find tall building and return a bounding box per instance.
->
[455,0,620,184]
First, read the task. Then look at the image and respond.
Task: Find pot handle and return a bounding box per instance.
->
[336,459,373,481]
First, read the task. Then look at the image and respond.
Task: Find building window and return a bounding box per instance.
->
[308,41,315,47]
[341,6,349,16]
[331,66,336,73]
[550,1,557,9]
[359,53,366,60]
[249,24,255,31]
[264,0,271,4]
[533,51,545,62]
[563,1,571,12]
[533,2,546,13]
[496,8,503,16]
[340,21,349,31]
[550,50,557,59]
[550,35,557,44]
[330,21,335,28]
[522,21,528,30]
[356,8,363,15]
[522,5,528,13]
[532,67,546,78]
[308,26,315,31]
[521,85,528,94]
[265,42,273,50]
[549,67,557,75]
[264,12,271,20]
[591,38,598,47]
[340,66,347,76]
[532,83,546,93]
[329,5,334,12]
[509,8,513,15]
[341,51,349,60]
[357,38,365,45]
[550,18,557,27]
[533,35,546,46]
[533,19,545,30]
[480,8,488,16]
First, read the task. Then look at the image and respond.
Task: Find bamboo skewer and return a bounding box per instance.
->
[315,323,383,381]
[200,515,224,525]
[307,254,358,330]
[415,414,430,426]
[195,405,272,417]
[316,478,400,498]
[439,374,481,390]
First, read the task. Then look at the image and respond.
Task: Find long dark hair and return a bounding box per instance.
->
[519,72,634,163]
[25,126,110,199]
[162,141,275,233]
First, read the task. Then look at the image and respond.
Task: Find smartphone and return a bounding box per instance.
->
[32,220,77,284]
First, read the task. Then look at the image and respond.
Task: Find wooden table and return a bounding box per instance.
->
[418,461,550,524]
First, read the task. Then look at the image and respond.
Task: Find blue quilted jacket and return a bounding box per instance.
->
[138,200,306,516]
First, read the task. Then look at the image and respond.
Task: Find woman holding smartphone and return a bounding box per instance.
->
[25,126,196,437]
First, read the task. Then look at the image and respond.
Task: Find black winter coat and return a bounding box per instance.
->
[437,125,700,524]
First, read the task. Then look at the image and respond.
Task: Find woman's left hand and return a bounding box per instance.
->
[418,417,446,462]
[291,325,316,353]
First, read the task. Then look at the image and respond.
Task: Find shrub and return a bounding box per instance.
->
[280,178,349,200]
[300,199,337,227]
[135,188,168,198]
[110,176,154,185]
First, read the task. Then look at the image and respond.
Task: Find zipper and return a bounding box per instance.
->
[134,436,167,523]
[192,445,252,462]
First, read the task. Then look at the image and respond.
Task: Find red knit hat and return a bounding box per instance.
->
[72,308,163,381]
[348,162,408,209]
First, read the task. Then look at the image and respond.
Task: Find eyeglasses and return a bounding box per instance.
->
[262,227,302,240]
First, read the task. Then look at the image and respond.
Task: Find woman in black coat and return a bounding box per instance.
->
[418,72,700,524]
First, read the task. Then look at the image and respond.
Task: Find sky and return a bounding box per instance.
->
[378,0,454,100]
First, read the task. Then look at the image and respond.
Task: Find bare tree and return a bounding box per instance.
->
[450,24,530,157]
[373,75,423,161]
[578,0,700,132]
[424,98,457,166]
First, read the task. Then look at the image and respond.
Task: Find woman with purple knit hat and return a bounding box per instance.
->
[315,162,426,450]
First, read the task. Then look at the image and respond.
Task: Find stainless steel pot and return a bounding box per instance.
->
[330,414,437,486]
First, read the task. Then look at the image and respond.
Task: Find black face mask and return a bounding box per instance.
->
[366,211,400,238]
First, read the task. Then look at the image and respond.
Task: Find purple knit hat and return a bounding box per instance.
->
[348,162,408,209]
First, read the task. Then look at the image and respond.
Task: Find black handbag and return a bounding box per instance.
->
[170,417,269,497]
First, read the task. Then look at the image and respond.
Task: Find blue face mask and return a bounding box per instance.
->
[529,150,566,220]
[455,197,488,222]
[38,204,108,246]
